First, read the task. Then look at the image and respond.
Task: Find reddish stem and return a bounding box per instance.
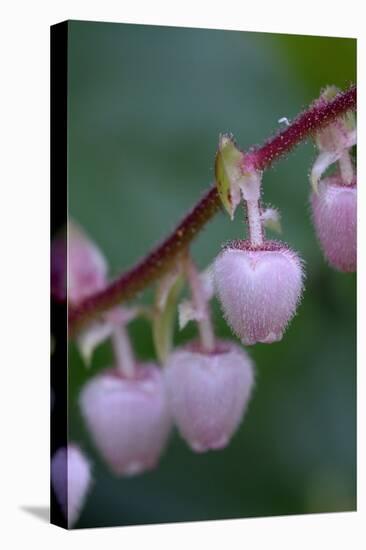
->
[69,85,356,334]
[245,85,356,170]
[69,188,220,332]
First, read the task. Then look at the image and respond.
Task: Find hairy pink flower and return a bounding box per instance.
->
[311,175,356,272]
[213,241,304,345]
[68,221,108,305]
[79,365,171,476]
[164,341,254,452]
[51,445,92,528]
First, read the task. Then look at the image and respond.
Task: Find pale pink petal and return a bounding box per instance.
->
[51,445,92,528]
[68,221,108,305]
[214,241,304,345]
[311,175,356,272]
[79,365,172,476]
[165,341,254,452]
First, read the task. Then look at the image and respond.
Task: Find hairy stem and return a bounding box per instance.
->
[69,188,219,333]
[69,85,356,334]
[111,325,136,379]
[183,252,215,353]
[338,150,354,185]
[246,200,264,246]
[245,85,356,170]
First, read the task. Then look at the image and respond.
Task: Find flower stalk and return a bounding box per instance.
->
[111,324,136,379]
[338,150,354,185]
[183,253,215,353]
[246,200,264,246]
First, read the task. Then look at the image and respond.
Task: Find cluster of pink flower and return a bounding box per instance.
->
[51,87,356,527]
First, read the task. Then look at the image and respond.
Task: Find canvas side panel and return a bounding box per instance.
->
[50,20,69,530]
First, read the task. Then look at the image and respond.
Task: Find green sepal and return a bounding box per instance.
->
[215,133,243,220]
[153,271,184,364]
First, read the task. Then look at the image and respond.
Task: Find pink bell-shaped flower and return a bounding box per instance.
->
[79,364,172,476]
[213,241,304,345]
[68,221,108,305]
[311,175,356,272]
[51,445,92,528]
[51,221,108,305]
[164,341,254,452]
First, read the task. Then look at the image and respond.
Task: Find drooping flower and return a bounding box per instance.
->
[311,174,356,272]
[213,240,304,345]
[51,445,92,528]
[308,87,356,273]
[164,341,254,452]
[79,364,172,476]
[310,86,356,193]
[68,221,108,306]
[51,220,107,305]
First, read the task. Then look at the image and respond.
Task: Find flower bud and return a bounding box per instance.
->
[68,221,108,305]
[311,175,356,272]
[213,241,304,345]
[51,445,92,528]
[79,365,171,476]
[164,341,254,452]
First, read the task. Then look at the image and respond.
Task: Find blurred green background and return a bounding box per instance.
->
[67,21,356,528]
